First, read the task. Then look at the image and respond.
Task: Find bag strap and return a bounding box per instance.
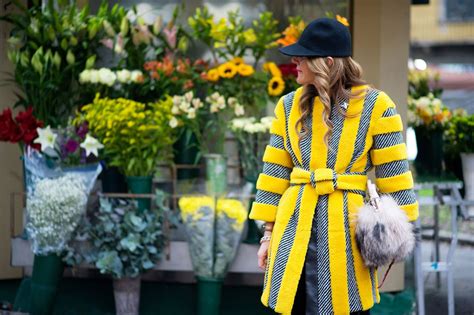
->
[377,259,395,289]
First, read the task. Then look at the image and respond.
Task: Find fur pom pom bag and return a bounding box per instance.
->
[355,180,415,286]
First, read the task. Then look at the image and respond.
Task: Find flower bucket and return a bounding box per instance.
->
[196,276,223,315]
[29,253,64,315]
[113,276,141,315]
[204,154,227,196]
[414,127,444,177]
[101,165,128,193]
[126,176,152,212]
[461,153,474,213]
[173,128,200,180]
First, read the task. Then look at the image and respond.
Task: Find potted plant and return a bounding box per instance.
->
[445,113,474,210]
[407,93,452,177]
[84,195,168,315]
[178,195,247,315]
[76,95,175,211]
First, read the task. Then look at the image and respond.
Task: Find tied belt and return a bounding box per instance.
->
[290,167,367,195]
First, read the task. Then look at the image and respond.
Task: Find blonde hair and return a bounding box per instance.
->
[296,57,367,146]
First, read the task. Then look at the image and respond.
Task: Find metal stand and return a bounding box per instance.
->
[414,181,474,315]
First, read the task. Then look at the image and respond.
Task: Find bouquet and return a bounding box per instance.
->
[230,116,274,181]
[407,93,452,131]
[170,91,244,154]
[24,148,102,255]
[178,195,247,279]
[445,111,473,155]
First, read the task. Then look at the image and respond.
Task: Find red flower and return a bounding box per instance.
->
[15,107,43,146]
[278,63,298,77]
[0,108,22,142]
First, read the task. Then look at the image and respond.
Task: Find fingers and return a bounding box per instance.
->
[258,255,267,270]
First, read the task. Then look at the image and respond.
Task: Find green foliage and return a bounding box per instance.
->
[88,193,169,278]
[445,114,474,154]
[1,0,124,127]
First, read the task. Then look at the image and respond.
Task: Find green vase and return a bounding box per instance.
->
[243,180,261,244]
[204,154,227,196]
[173,128,200,180]
[29,253,64,315]
[196,277,223,315]
[127,176,152,212]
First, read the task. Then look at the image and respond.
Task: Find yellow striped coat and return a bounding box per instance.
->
[249,85,419,315]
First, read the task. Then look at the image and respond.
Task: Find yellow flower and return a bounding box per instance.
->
[127,121,135,127]
[210,18,227,42]
[336,15,350,27]
[217,62,237,79]
[216,198,247,229]
[242,28,256,44]
[237,64,254,77]
[178,196,214,221]
[230,57,244,66]
[207,69,220,82]
[268,76,285,96]
[263,62,282,77]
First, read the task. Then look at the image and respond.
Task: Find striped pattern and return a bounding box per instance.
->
[346,89,379,171]
[268,186,304,308]
[252,87,419,314]
[372,106,418,212]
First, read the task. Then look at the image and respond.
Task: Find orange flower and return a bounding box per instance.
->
[184,80,194,90]
[276,21,305,47]
[177,59,188,74]
[336,15,350,27]
[144,61,158,71]
[151,71,160,79]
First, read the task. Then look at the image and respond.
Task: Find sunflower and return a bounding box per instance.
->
[263,62,282,77]
[207,69,220,82]
[230,57,244,66]
[217,62,238,79]
[268,76,285,96]
[237,64,255,77]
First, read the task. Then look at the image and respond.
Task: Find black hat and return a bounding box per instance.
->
[279,17,351,57]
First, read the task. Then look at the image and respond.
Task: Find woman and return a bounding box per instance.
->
[249,18,419,315]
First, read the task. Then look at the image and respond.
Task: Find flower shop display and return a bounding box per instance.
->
[23,144,102,315]
[1,0,124,127]
[408,93,451,177]
[178,195,247,315]
[445,113,474,209]
[76,95,174,211]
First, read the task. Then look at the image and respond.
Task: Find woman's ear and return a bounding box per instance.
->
[326,57,334,67]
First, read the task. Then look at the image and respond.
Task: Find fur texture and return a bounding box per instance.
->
[355,195,415,268]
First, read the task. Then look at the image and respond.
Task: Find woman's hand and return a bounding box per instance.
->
[257,230,272,270]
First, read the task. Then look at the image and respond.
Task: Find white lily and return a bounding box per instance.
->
[34,126,57,152]
[80,134,104,157]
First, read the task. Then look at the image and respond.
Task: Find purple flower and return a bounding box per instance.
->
[76,122,89,139]
[64,139,79,154]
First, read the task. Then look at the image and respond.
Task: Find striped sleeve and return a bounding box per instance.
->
[249,97,293,222]
[370,93,419,221]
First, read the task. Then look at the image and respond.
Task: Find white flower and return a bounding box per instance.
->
[432,98,442,107]
[217,96,226,108]
[416,97,430,108]
[89,70,100,84]
[130,70,143,83]
[79,70,91,84]
[34,126,57,152]
[244,124,256,133]
[116,69,131,83]
[184,91,194,103]
[234,104,245,116]
[260,116,274,129]
[169,117,179,128]
[192,98,203,108]
[172,95,182,106]
[210,103,220,113]
[98,68,116,86]
[80,134,104,157]
[171,105,180,115]
[228,97,238,106]
[179,101,190,112]
[187,108,196,119]
[231,117,255,130]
